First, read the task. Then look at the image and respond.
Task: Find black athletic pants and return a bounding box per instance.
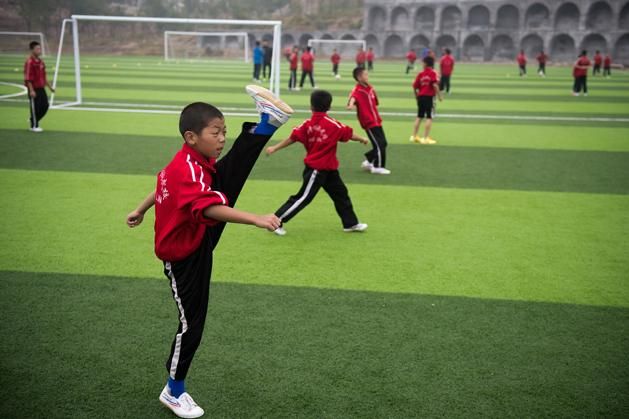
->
[603,67,611,77]
[538,63,546,75]
[288,69,297,89]
[367,61,373,71]
[439,75,451,93]
[263,62,272,79]
[519,64,526,76]
[332,64,338,75]
[300,70,315,87]
[593,64,601,75]
[163,122,271,380]
[29,88,48,128]
[365,126,387,168]
[573,76,588,94]
[275,165,359,228]
[406,63,414,74]
[253,63,262,80]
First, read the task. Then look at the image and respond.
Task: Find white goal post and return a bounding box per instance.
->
[0,31,48,56]
[164,31,249,63]
[51,14,282,110]
[307,39,366,55]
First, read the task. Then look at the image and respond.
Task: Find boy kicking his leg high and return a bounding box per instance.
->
[266,89,369,236]
[126,85,293,418]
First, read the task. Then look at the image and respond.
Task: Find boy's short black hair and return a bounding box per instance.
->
[423,55,434,67]
[311,90,332,112]
[179,102,224,137]
[29,41,40,50]
[352,66,366,81]
[445,48,451,55]
[581,50,587,56]
[255,41,260,46]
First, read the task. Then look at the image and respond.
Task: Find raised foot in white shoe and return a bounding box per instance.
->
[159,386,204,418]
[370,167,391,175]
[361,160,373,171]
[245,85,294,127]
[273,227,286,236]
[343,223,368,232]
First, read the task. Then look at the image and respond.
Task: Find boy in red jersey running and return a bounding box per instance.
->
[288,46,299,90]
[366,47,375,71]
[299,46,316,89]
[572,50,591,96]
[331,48,341,79]
[517,50,527,77]
[405,49,417,74]
[536,50,548,77]
[439,48,454,94]
[266,90,369,236]
[410,56,442,145]
[603,54,612,78]
[347,67,390,175]
[24,41,55,132]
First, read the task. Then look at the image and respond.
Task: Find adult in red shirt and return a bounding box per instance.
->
[24,41,55,132]
[536,50,548,77]
[573,50,591,96]
[366,47,375,71]
[287,45,299,90]
[265,90,369,235]
[411,56,442,145]
[439,48,455,94]
[593,50,602,76]
[355,47,366,69]
[299,46,316,89]
[603,54,612,78]
[347,67,390,174]
[406,49,417,74]
[330,48,341,78]
[517,50,527,77]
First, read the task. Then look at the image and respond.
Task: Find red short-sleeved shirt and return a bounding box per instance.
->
[594,54,602,66]
[349,83,382,130]
[604,56,612,67]
[366,51,374,61]
[537,53,547,64]
[517,54,527,66]
[356,51,366,65]
[290,112,353,171]
[301,51,314,71]
[331,53,341,65]
[406,51,417,63]
[413,68,439,97]
[289,52,298,70]
[24,56,47,88]
[440,55,454,76]
[573,57,591,77]
[154,143,228,262]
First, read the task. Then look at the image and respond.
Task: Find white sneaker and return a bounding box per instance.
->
[30,127,43,133]
[335,74,341,79]
[159,386,204,419]
[343,223,368,232]
[273,227,286,236]
[293,87,301,91]
[246,84,294,128]
[361,160,373,171]
[370,167,391,175]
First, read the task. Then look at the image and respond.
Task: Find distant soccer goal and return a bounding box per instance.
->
[164,31,249,63]
[307,39,366,58]
[0,31,49,56]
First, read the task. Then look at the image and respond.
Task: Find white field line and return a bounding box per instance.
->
[0,82,27,99]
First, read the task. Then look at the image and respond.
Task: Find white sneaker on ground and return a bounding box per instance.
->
[159,386,204,419]
[273,227,286,236]
[30,127,43,132]
[246,85,294,127]
[343,223,368,232]
[361,160,373,171]
[370,167,391,175]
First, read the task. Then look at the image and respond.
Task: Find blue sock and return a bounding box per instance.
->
[253,112,278,136]
[168,377,185,398]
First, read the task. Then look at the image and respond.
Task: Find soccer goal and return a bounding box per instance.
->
[51,15,283,112]
[164,31,249,63]
[307,39,366,58]
[0,31,49,56]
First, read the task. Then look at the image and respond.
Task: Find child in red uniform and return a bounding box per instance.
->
[356,47,366,69]
[405,49,417,74]
[572,50,591,96]
[126,85,293,419]
[331,48,341,79]
[603,54,612,78]
[266,90,369,236]
[366,47,375,71]
[536,50,548,77]
[439,48,454,94]
[300,46,316,89]
[517,50,527,76]
[347,67,390,175]
[24,41,55,132]
[410,56,442,145]
[288,46,299,90]
[593,50,602,76]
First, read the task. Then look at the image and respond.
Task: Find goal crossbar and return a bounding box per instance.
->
[164,31,249,62]
[0,31,48,56]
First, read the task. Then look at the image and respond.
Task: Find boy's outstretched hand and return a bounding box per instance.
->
[254,214,281,231]
[126,210,145,228]
[265,146,276,156]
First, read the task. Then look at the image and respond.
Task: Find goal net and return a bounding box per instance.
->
[50,15,282,113]
[0,31,49,56]
[164,31,249,62]
[307,39,367,58]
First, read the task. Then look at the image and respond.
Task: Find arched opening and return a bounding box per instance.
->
[391,6,411,31]
[581,33,608,54]
[299,33,313,48]
[490,35,516,60]
[436,35,457,56]
[467,5,490,30]
[586,2,613,30]
[261,33,273,43]
[550,34,576,61]
[321,33,334,40]
[614,33,629,61]
[463,34,485,61]
[365,34,380,56]
[555,3,580,31]
[620,3,629,29]
[441,6,463,31]
[496,5,520,29]
[341,34,357,41]
[415,7,435,31]
[314,34,335,56]
[384,34,404,57]
[525,3,551,29]
[368,7,387,32]
[521,34,545,57]
[281,33,295,48]
[410,34,430,52]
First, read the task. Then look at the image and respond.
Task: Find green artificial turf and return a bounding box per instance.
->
[0,54,628,418]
